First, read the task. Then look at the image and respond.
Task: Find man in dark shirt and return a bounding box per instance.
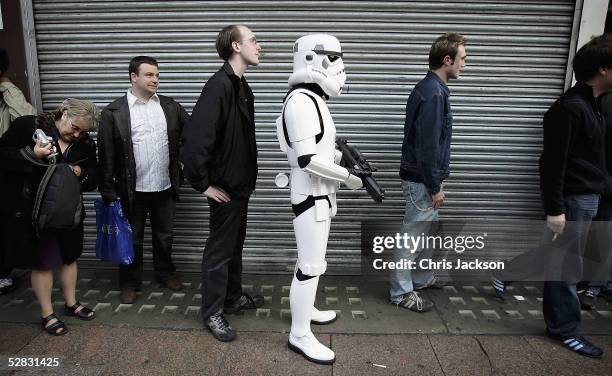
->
[577,92,612,310]
[392,33,466,312]
[180,24,262,342]
[539,34,612,358]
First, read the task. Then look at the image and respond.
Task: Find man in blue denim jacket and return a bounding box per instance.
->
[390,33,466,312]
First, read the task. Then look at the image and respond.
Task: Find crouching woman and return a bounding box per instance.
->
[0,98,99,335]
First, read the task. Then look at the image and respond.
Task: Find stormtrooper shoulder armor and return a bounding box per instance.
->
[284,92,323,143]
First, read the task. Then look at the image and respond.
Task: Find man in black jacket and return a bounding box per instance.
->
[180,25,262,342]
[539,35,612,358]
[98,56,189,304]
[577,92,612,311]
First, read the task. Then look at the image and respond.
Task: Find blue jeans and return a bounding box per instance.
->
[389,180,439,303]
[585,204,612,289]
[543,194,599,338]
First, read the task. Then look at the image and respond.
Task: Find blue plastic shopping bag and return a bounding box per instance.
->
[95,198,134,265]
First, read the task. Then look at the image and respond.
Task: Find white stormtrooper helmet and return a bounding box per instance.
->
[288,34,347,97]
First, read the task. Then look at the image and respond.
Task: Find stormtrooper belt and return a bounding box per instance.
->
[292,195,332,217]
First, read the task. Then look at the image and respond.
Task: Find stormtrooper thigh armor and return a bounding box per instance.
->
[288,199,336,364]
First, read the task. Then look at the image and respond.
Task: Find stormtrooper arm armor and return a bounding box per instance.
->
[285,94,362,190]
[293,139,361,189]
[334,149,343,164]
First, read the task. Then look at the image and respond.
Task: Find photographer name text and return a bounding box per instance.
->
[372,258,505,270]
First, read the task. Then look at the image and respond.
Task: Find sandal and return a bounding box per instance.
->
[64,301,96,321]
[41,313,68,336]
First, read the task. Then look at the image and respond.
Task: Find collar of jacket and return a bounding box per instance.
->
[222,61,249,90]
[126,89,160,108]
[426,70,450,96]
[574,81,597,100]
[106,93,173,111]
[573,81,602,115]
[103,94,177,154]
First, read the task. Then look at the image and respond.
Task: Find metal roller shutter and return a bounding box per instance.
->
[31,0,575,274]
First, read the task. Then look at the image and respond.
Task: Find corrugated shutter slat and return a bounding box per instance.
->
[33,0,574,273]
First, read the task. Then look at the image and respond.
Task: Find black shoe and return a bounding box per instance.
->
[157,274,183,291]
[579,287,599,311]
[223,294,264,314]
[0,278,16,295]
[394,291,434,313]
[119,288,137,304]
[205,313,236,342]
[599,287,612,302]
[493,278,506,300]
[559,336,603,358]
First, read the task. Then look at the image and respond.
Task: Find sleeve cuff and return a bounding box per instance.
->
[190,181,208,193]
[544,202,565,216]
[426,182,440,195]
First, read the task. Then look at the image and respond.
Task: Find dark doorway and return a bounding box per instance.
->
[607,0,612,33]
[0,0,31,102]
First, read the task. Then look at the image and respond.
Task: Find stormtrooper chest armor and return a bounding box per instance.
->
[277,88,340,197]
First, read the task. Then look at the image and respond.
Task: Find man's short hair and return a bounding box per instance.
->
[573,34,612,82]
[216,25,244,61]
[428,33,466,70]
[128,56,158,80]
[0,48,9,77]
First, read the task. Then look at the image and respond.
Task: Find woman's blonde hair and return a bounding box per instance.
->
[53,98,99,131]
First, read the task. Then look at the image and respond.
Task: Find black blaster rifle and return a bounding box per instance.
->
[336,138,385,203]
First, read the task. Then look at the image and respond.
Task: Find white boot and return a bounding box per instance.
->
[288,331,336,364]
[311,306,337,325]
[289,274,336,364]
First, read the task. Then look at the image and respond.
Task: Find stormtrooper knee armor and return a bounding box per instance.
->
[276,34,362,365]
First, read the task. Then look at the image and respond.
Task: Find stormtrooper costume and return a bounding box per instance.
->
[276,34,363,365]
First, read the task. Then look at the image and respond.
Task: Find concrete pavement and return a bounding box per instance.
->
[0,271,611,375]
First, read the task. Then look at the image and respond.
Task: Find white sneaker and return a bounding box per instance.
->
[288,332,335,365]
[0,278,15,295]
[0,278,12,289]
[311,307,337,325]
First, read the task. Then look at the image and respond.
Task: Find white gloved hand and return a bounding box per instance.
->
[344,173,363,190]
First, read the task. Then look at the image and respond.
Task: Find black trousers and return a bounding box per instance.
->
[0,266,11,279]
[201,196,249,319]
[0,233,11,279]
[119,189,177,289]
